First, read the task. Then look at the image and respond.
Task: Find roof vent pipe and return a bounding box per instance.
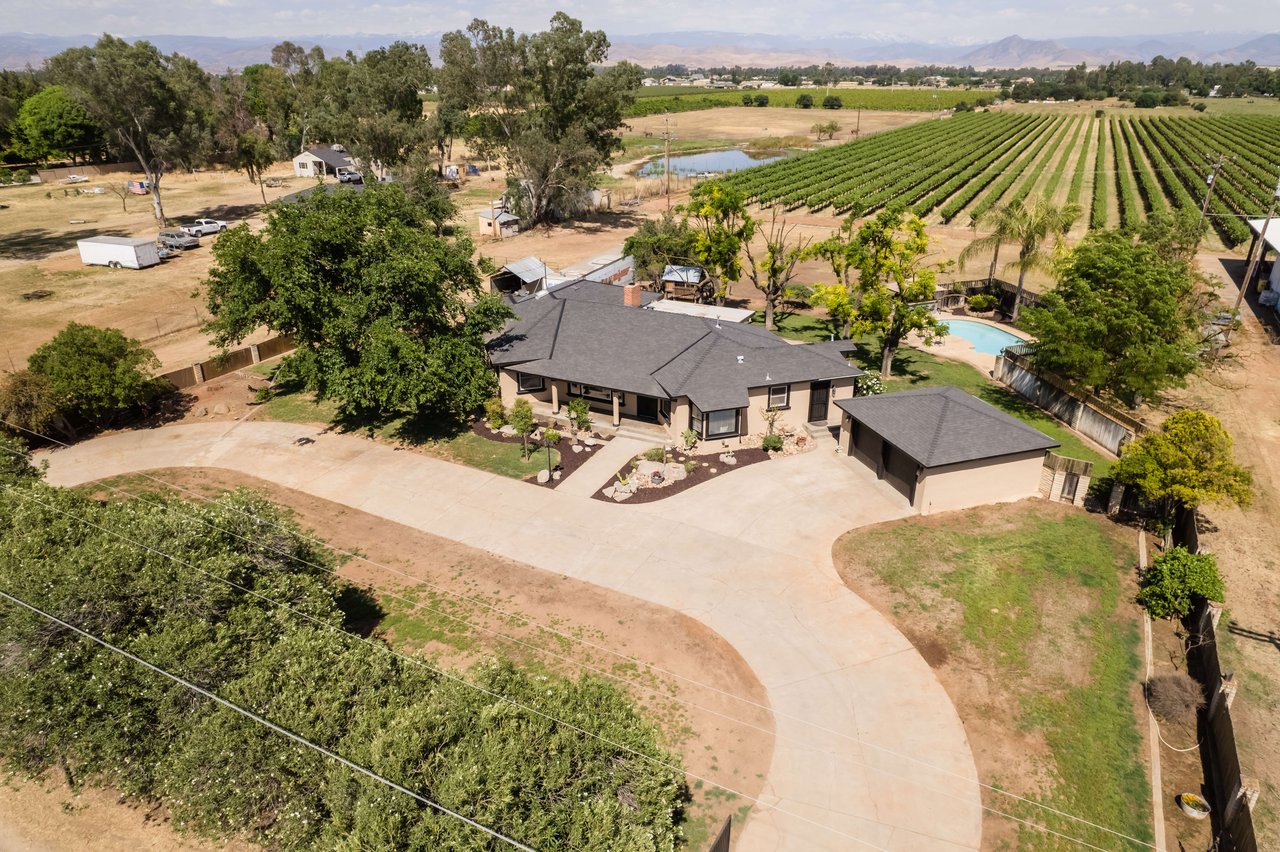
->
[736,355,744,364]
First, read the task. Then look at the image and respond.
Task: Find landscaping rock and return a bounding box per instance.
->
[602,486,615,499]
[582,437,597,447]
[498,424,517,437]
[635,460,664,479]
[572,445,583,454]
[195,406,208,417]
[663,463,688,482]
[551,470,561,481]
[612,490,632,502]
[212,403,230,415]
[615,479,634,494]
[718,453,737,466]
[710,468,718,474]
[536,469,551,484]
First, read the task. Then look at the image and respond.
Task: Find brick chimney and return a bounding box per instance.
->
[623,282,643,307]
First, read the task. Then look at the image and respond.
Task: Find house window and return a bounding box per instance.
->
[704,408,740,439]
[516,372,544,393]
[767,384,790,409]
[568,382,612,403]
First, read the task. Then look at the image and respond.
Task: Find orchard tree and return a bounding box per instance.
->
[437,14,642,225]
[203,184,511,422]
[854,207,948,377]
[14,85,101,163]
[26,324,164,430]
[745,210,811,331]
[49,36,213,226]
[1112,409,1251,526]
[677,181,756,304]
[1022,228,1207,406]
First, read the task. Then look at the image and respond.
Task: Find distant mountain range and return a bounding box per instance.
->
[1,30,1277,72]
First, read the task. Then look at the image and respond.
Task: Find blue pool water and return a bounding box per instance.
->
[637,148,784,177]
[940,319,1028,355]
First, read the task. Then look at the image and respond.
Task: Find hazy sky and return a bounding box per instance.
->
[3,0,1262,43]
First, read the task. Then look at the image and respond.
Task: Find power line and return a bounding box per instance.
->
[1,427,1158,849]
[0,586,537,852]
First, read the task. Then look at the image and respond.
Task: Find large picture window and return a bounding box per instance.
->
[568,382,612,403]
[767,384,790,409]
[704,408,740,439]
[516,372,544,393]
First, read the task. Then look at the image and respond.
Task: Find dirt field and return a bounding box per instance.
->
[624,106,928,144]
[3,466,772,850]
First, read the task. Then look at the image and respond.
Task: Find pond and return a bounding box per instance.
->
[637,148,785,178]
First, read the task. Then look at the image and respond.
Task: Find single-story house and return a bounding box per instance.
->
[490,256,561,295]
[479,208,520,238]
[662,264,706,300]
[489,280,862,441]
[836,386,1059,515]
[293,145,356,178]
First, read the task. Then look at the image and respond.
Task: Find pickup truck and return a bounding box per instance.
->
[181,218,230,237]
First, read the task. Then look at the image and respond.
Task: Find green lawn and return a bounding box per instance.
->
[753,312,1113,474]
[835,503,1150,849]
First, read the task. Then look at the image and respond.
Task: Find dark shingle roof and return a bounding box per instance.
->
[488,281,862,409]
[302,146,355,169]
[836,386,1058,468]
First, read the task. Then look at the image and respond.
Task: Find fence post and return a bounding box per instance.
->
[192,362,204,384]
[250,344,261,364]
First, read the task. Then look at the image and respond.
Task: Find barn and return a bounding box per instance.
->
[836,386,1058,515]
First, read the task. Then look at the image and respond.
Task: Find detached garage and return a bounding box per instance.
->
[836,386,1059,515]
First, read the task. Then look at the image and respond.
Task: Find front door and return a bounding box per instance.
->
[808,381,831,423]
[636,395,659,423]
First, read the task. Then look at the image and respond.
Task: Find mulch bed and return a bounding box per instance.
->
[468,419,610,488]
[591,447,772,504]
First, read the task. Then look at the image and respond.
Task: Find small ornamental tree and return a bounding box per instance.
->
[27,323,164,429]
[509,397,535,459]
[1138,547,1224,619]
[677,181,756,305]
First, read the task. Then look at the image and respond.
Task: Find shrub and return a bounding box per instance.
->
[684,460,697,473]
[643,447,666,462]
[484,397,506,427]
[0,369,65,438]
[753,94,769,107]
[543,428,561,445]
[761,434,784,452]
[1138,547,1224,619]
[966,293,999,312]
[26,324,164,430]
[796,94,814,109]
[1147,672,1205,725]
[567,398,591,431]
[1192,102,1207,112]
[0,433,43,483]
[855,374,884,396]
[681,428,699,450]
[1095,108,1105,118]
[742,93,753,106]
[822,95,842,109]
[1134,92,1160,109]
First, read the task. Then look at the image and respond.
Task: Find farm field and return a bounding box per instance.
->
[626,86,983,117]
[719,111,1280,246]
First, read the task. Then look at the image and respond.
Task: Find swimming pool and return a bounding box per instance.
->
[939,319,1029,355]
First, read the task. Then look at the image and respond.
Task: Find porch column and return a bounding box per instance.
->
[612,392,621,427]
[551,382,560,413]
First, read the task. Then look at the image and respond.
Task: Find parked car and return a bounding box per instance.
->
[337,171,363,184]
[181,218,230,237]
[158,228,200,250]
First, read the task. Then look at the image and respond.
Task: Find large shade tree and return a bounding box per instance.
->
[203,184,510,421]
[437,14,642,225]
[14,85,102,163]
[49,35,213,226]
[677,181,756,304]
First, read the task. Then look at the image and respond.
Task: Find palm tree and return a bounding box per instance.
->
[959,197,1082,321]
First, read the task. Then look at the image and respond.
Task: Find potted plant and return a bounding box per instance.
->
[966,293,999,317]
[1176,793,1210,820]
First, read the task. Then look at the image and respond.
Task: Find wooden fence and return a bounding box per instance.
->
[994,346,1143,454]
[157,335,294,390]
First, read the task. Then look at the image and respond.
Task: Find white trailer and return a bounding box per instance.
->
[77,236,161,270]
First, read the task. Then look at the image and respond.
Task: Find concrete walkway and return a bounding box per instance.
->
[43,422,983,852]
[554,435,649,498]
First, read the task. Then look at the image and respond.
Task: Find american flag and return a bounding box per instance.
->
[127,180,148,195]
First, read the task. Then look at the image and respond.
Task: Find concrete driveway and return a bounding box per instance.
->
[43,421,982,851]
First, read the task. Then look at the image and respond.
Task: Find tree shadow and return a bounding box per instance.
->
[542,210,646,235]
[133,389,198,429]
[975,383,1043,419]
[1225,622,1280,653]
[0,226,132,261]
[187,202,264,223]
[336,584,385,638]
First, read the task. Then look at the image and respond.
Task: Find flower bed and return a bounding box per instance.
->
[592,447,771,504]
[474,419,609,488]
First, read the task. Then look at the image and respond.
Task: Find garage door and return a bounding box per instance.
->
[881,443,918,504]
[851,421,881,469]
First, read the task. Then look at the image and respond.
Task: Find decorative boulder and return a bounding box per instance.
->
[572,445,583,454]
[195,406,209,417]
[499,424,517,437]
[635,460,664,479]
[551,470,561,481]
[663,463,688,482]
[602,486,615,499]
[583,436,598,447]
[536,469,551,484]
[212,403,230,415]
[612,490,632,502]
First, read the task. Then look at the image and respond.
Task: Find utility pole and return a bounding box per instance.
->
[1226,170,1280,342]
[1198,153,1229,236]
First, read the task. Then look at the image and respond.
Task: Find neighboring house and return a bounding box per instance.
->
[479,207,520,238]
[490,256,561,295]
[645,300,755,323]
[561,248,634,287]
[293,145,356,178]
[489,280,862,440]
[836,386,1058,515]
